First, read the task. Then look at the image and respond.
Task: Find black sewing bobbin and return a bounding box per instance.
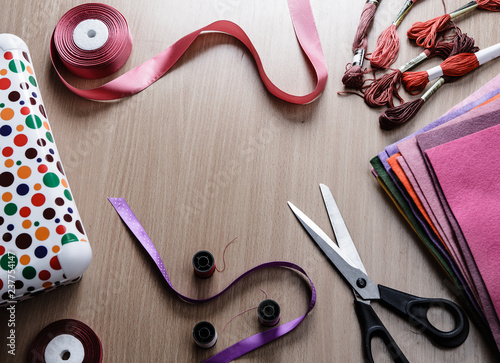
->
[192,250,216,278]
[257,299,281,327]
[193,321,217,349]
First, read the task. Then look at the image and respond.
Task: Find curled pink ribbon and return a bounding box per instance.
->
[50,2,328,103]
[108,198,316,363]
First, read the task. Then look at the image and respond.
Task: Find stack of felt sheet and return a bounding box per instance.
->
[370,74,500,352]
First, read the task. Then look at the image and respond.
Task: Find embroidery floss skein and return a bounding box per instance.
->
[402,42,500,94]
[363,36,452,108]
[407,0,500,49]
[364,30,477,107]
[381,41,500,129]
[370,0,422,69]
[342,0,380,90]
[379,78,444,130]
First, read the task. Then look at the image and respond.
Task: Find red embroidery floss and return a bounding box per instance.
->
[364,29,477,108]
[407,0,500,49]
[403,42,499,94]
[342,0,380,90]
[370,0,421,69]
[364,35,453,108]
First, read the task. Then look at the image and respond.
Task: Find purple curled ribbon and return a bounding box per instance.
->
[108,198,316,362]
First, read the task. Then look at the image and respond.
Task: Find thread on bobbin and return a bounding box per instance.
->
[257,299,281,327]
[192,250,216,278]
[193,321,217,349]
[221,289,269,333]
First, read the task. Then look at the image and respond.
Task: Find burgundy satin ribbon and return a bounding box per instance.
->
[50,2,328,103]
[28,319,103,363]
[108,198,316,363]
[52,3,132,79]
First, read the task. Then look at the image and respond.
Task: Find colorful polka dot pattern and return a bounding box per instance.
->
[0,48,88,305]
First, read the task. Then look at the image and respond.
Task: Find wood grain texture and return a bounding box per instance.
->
[0,0,499,361]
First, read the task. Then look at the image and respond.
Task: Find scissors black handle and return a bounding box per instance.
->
[354,299,409,363]
[378,284,469,348]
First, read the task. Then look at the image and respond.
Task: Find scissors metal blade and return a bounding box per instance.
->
[288,201,380,300]
[319,184,367,275]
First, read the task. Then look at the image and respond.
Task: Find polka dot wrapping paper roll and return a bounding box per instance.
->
[0,34,92,306]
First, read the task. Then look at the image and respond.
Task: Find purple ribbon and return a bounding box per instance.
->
[108,198,316,362]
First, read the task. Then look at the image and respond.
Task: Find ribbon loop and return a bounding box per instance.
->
[108,198,316,363]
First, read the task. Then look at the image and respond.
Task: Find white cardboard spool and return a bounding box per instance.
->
[44,334,85,363]
[73,19,109,51]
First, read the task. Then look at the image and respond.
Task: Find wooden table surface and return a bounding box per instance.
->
[1,0,499,361]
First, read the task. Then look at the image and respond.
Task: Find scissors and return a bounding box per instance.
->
[288,184,469,363]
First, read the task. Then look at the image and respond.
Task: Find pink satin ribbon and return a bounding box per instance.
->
[50,2,328,103]
[108,198,316,363]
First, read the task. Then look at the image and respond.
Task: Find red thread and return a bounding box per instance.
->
[364,69,404,108]
[216,237,238,273]
[476,0,500,11]
[370,24,399,69]
[407,0,500,49]
[352,3,376,51]
[403,31,479,94]
[342,2,377,89]
[407,14,451,49]
[342,65,367,90]
[369,0,424,69]
[363,34,458,108]
[379,98,425,130]
[402,71,432,95]
[441,53,480,75]
[403,53,479,94]
[221,290,269,333]
[433,37,454,58]
[448,31,479,57]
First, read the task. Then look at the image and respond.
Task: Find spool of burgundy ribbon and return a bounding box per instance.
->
[28,319,102,363]
[52,3,132,79]
[50,1,328,103]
